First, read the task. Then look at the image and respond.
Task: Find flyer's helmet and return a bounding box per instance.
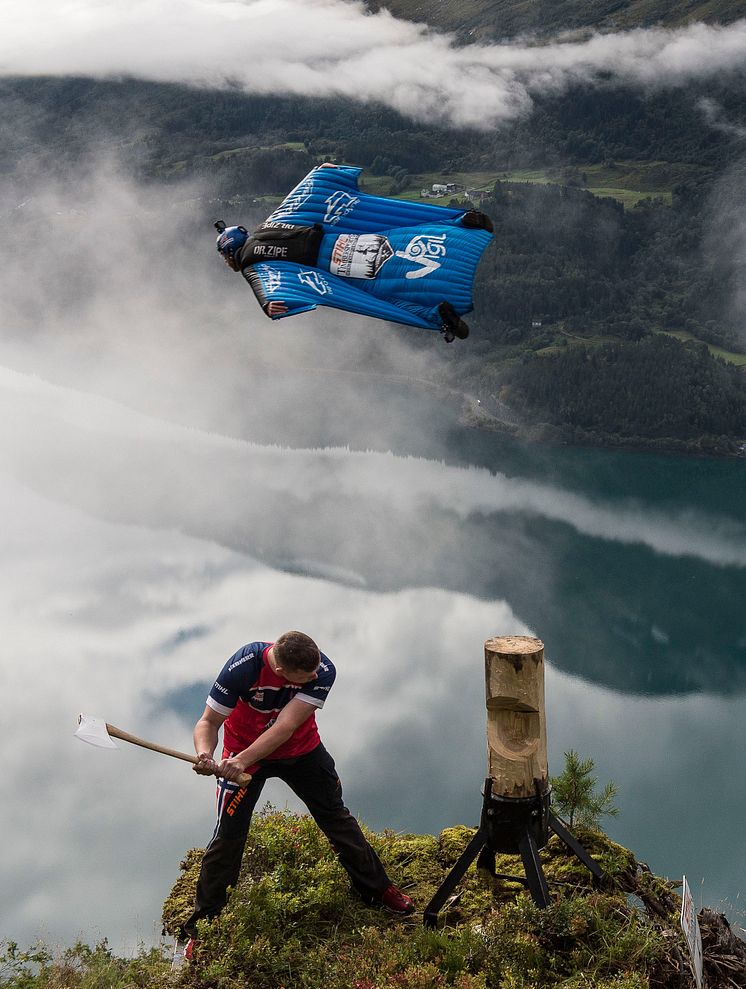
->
[214,220,248,268]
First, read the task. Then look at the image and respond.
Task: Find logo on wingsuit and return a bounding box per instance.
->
[324,191,359,225]
[268,176,315,221]
[264,268,283,294]
[298,270,332,295]
[330,234,393,279]
[396,233,447,279]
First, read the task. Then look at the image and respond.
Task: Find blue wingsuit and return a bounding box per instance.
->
[234,164,493,336]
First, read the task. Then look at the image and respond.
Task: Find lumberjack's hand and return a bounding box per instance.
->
[193,752,219,776]
[216,755,249,783]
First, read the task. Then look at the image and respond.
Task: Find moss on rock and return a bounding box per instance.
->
[155,806,743,989]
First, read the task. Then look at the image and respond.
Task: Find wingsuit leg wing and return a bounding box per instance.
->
[244,261,448,332]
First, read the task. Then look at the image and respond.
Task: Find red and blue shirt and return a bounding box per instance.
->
[206,641,335,760]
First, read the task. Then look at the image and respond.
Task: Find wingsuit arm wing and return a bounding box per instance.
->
[245,261,444,331]
[242,266,317,319]
[266,164,470,234]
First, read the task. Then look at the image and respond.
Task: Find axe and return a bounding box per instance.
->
[74,714,253,786]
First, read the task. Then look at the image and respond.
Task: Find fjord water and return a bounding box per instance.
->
[240,370,746,693]
[1,364,744,950]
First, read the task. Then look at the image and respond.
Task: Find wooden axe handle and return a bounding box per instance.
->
[105,723,253,787]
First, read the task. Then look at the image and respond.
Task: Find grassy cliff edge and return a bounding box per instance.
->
[159,806,744,989]
[3,807,744,987]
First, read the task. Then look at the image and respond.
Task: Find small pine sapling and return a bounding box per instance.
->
[551,749,619,829]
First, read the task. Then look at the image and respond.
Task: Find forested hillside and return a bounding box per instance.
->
[3,57,746,453]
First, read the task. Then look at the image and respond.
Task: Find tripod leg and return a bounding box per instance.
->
[548,813,605,885]
[518,829,551,908]
[476,844,496,875]
[423,829,487,927]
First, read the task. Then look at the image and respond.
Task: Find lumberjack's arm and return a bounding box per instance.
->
[193,705,227,773]
[221,697,316,772]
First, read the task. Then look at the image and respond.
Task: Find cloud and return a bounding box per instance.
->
[1,1,746,128]
[542,668,746,921]
[697,97,746,139]
[3,364,746,572]
[0,160,453,455]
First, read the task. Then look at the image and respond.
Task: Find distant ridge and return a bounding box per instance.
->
[365,0,746,42]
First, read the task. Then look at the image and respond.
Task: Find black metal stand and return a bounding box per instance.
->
[423,779,606,927]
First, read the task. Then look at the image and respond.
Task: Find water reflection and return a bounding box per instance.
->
[2,366,744,699]
[1,468,743,952]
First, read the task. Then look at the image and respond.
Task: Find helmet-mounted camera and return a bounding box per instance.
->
[214,220,249,264]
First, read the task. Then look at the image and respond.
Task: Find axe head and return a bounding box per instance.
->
[74,713,119,749]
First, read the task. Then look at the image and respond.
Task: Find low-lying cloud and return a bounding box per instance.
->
[2,1,746,127]
[698,97,746,139]
[3,364,746,572]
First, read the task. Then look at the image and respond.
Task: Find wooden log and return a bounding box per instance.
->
[484,635,548,799]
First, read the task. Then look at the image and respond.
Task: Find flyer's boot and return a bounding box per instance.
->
[439,301,470,342]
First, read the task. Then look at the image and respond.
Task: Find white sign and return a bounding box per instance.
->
[680,875,704,988]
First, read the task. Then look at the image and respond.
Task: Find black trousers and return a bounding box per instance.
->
[182,743,390,937]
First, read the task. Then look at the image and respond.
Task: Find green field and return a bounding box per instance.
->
[528,326,746,369]
[213,141,307,157]
[361,160,711,209]
[359,169,500,200]
[659,329,746,366]
[164,151,706,211]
